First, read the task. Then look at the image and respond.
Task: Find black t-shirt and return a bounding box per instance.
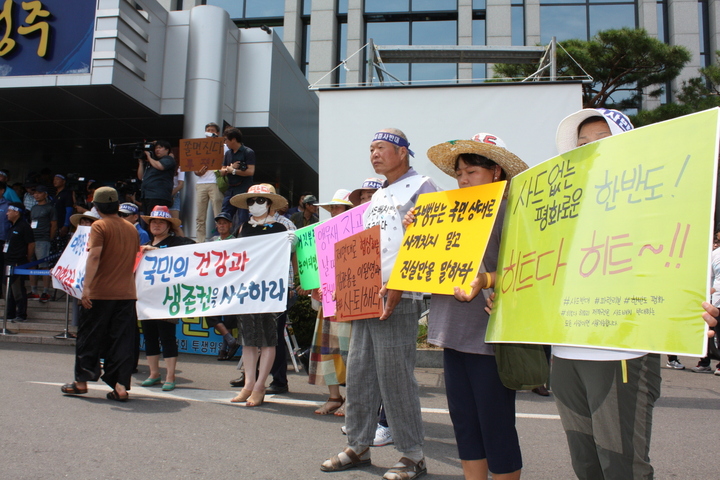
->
[148,234,196,248]
[222,146,256,192]
[6,219,34,264]
[140,155,176,202]
[238,221,287,238]
[55,189,73,229]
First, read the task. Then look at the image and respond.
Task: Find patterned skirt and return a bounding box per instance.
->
[238,313,278,348]
[308,308,352,386]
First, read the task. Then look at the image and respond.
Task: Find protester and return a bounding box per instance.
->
[137,140,176,216]
[419,133,527,480]
[60,187,139,402]
[194,122,224,242]
[118,203,150,245]
[5,202,34,322]
[219,127,255,226]
[228,184,289,407]
[28,185,57,302]
[290,194,319,229]
[308,189,354,415]
[321,129,439,480]
[348,178,383,206]
[138,206,195,392]
[552,108,660,480]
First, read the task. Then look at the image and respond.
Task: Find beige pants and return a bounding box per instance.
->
[195,182,223,242]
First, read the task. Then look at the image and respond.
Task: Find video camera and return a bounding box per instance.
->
[133,141,156,160]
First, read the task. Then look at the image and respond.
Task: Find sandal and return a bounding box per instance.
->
[382,457,427,480]
[230,388,253,403]
[320,447,371,472]
[106,390,129,402]
[61,382,88,395]
[334,402,346,417]
[246,389,265,407]
[314,396,344,415]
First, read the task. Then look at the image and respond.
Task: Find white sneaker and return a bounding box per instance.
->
[666,360,685,370]
[372,424,394,447]
[715,367,720,376]
[341,425,347,435]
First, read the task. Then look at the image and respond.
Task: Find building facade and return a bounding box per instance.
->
[170,0,716,106]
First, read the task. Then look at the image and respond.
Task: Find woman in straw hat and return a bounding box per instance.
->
[228,184,288,407]
[138,206,195,392]
[307,189,355,415]
[415,133,529,480]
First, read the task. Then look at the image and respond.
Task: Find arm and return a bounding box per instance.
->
[137,159,145,179]
[171,180,184,197]
[81,245,102,309]
[194,165,209,176]
[27,242,35,264]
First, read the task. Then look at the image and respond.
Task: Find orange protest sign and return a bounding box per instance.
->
[335,226,383,322]
[178,137,225,172]
[387,182,506,295]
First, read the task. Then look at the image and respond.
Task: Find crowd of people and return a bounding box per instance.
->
[2,113,711,480]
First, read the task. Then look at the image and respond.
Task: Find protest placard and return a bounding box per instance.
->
[387,182,506,295]
[136,232,290,320]
[335,226,383,321]
[295,221,323,290]
[50,226,91,299]
[486,108,720,356]
[178,137,225,172]
[315,203,370,316]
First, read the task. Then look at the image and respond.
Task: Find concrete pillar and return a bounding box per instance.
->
[709,0,720,63]
[308,0,338,85]
[668,0,702,93]
[638,0,661,110]
[458,0,473,83]
[486,0,512,77]
[283,0,303,65]
[345,0,364,85]
[181,5,229,238]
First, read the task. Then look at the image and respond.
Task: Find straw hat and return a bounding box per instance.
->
[70,207,101,227]
[427,133,529,182]
[229,183,288,210]
[555,108,633,154]
[317,188,354,212]
[140,205,182,228]
[348,178,383,206]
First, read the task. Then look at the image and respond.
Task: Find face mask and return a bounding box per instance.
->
[248,203,269,217]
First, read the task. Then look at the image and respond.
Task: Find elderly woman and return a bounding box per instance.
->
[348,178,382,206]
[415,133,529,480]
[139,206,194,392]
[308,189,355,415]
[228,184,289,407]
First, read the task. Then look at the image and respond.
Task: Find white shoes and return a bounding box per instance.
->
[340,423,395,447]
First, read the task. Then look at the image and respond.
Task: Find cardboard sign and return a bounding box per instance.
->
[315,203,370,316]
[335,226,383,321]
[387,182,506,295]
[178,137,225,172]
[487,108,720,356]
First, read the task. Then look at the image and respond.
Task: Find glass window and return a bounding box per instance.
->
[473,0,486,9]
[245,0,285,18]
[413,0,457,11]
[511,4,524,45]
[412,20,456,45]
[365,0,409,13]
[588,5,636,37]
[303,0,312,16]
[472,63,487,82]
[472,19,486,46]
[338,22,347,85]
[699,0,710,67]
[207,0,245,18]
[411,63,457,84]
[338,0,348,15]
[656,1,666,42]
[367,21,410,45]
[374,63,410,84]
[540,6,586,43]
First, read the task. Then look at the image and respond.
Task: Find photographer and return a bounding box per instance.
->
[219,128,255,224]
[137,140,176,215]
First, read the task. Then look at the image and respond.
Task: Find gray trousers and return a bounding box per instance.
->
[345,298,424,453]
[551,354,661,480]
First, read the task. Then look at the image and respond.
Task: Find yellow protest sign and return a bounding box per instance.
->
[487,108,719,356]
[178,137,225,172]
[387,181,506,294]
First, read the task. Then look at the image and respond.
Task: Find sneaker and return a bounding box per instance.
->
[27,293,40,300]
[372,424,394,447]
[341,425,347,435]
[9,317,26,323]
[666,360,685,370]
[715,368,720,376]
[39,293,51,303]
[691,365,713,373]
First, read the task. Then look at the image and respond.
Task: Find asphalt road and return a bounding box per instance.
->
[0,343,718,479]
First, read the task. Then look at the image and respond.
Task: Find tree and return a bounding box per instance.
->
[631,52,720,127]
[493,28,691,109]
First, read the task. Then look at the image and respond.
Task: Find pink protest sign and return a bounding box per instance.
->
[314,202,370,316]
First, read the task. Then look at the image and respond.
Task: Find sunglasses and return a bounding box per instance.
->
[246,197,268,206]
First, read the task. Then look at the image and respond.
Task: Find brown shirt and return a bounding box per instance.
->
[86,215,140,300]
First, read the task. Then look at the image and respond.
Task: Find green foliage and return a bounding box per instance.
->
[287,292,317,348]
[493,28,691,109]
[631,53,720,127]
